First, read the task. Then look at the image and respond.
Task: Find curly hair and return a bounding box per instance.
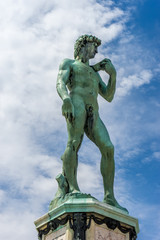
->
[74,34,101,59]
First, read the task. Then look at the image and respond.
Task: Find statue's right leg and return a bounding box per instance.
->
[61,103,86,193]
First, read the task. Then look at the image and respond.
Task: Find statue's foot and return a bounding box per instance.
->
[103,196,129,214]
[70,189,81,194]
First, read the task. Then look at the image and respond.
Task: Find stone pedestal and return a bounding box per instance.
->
[34,197,139,240]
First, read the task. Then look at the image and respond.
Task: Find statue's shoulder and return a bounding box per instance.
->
[59,58,75,70]
[90,66,102,80]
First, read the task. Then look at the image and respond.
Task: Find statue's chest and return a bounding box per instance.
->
[72,62,99,87]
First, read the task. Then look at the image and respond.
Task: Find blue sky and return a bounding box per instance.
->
[0,0,159,239]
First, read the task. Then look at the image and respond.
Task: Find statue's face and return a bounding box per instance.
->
[85,42,98,59]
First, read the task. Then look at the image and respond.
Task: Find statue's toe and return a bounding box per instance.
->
[103,197,129,214]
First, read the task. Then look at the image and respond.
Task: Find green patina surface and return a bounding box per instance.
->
[52,34,128,213]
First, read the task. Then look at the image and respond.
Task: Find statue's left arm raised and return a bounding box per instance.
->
[56,59,75,123]
[92,58,116,102]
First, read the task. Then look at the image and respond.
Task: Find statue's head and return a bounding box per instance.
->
[74,34,101,59]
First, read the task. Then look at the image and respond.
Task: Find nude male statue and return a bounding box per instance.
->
[56,34,127,212]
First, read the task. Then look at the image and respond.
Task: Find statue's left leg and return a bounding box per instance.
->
[85,116,128,213]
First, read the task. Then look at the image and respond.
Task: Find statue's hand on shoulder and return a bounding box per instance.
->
[92,58,116,76]
[62,98,75,123]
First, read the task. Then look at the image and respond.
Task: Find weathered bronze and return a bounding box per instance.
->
[56,34,128,213]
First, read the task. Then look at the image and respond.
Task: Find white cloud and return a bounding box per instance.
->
[153,152,160,160]
[0,211,38,240]
[142,151,160,163]
[78,162,103,197]
[117,70,152,97]
[0,190,6,206]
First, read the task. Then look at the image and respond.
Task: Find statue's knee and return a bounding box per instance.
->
[67,139,81,152]
[72,140,79,151]
[109,144,114,154]
[103,143,114,157]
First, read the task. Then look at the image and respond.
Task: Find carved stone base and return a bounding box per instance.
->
[34,198,139,240]
[44,226,67,240]
[87,218,130,240]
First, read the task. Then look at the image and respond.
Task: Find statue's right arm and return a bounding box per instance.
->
[56,59,71,101]
[56,59,75,122]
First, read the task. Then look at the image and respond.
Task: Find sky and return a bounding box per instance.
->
[0,0,159,239]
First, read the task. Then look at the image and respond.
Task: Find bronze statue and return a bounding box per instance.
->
[56,34,127,213]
